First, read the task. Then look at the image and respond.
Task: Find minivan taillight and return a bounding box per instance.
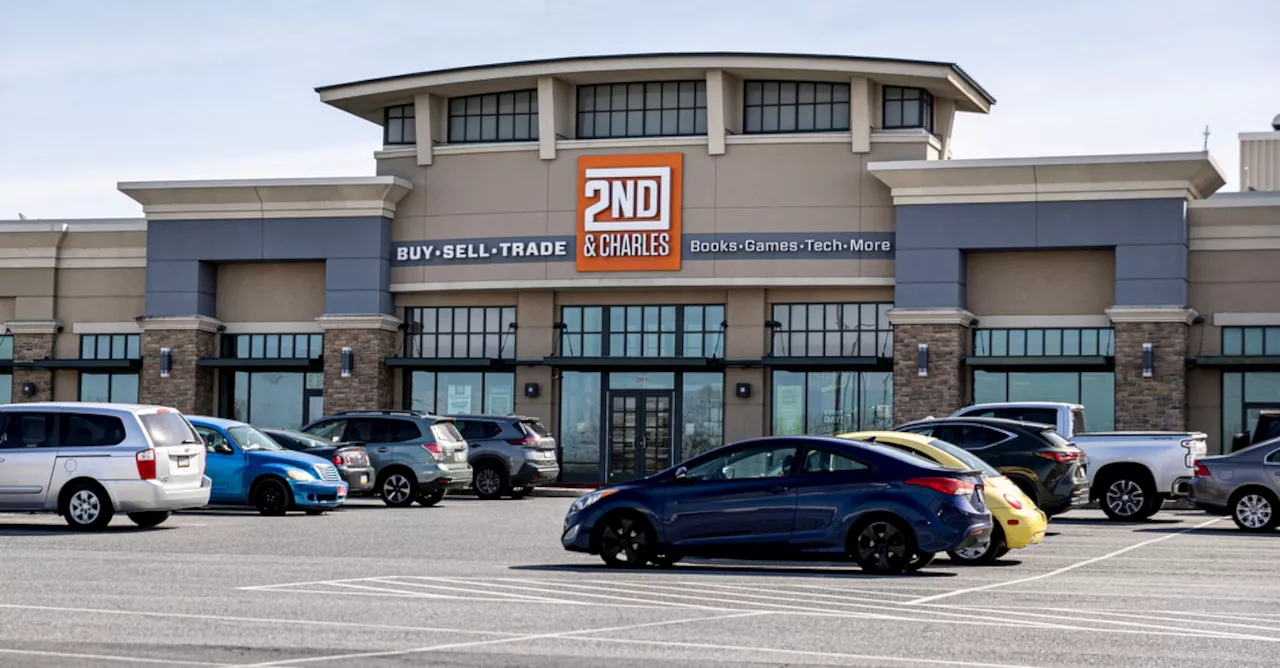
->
[905,477,975,496]
[422,443,443,456]
[136,449,157,480]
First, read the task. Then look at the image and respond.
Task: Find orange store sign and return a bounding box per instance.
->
[576,153,682,272]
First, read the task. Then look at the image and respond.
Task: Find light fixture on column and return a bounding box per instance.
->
[917,343,929,377]
[1142,342,1154,378]
[341,346,353,378]
[159,347,172,378]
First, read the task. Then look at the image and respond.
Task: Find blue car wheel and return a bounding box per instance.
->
[254,478,291,516]
[595,512,656,568]
[850,516,915,575]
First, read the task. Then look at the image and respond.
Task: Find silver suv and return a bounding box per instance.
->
[451,414,559,500]
[0,402,211,530]
[301,410,472,507]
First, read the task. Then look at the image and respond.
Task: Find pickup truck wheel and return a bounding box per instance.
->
[1231,490,1280,532]
[1100,476,1158,521]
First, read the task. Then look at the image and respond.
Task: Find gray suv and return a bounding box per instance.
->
[301,410,472,508]
[450,414,559,500]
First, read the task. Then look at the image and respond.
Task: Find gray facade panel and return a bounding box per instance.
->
[894,249,965,284]
[263,217,391,260]
[1115,278,1188,307]
[896,203,1038,250]
[325,289,392,315]
[1036,199,1187,247]
[145,216,394,318]
[893,282,967,309]
[326,258,389,292]
[1116,244,1189,280]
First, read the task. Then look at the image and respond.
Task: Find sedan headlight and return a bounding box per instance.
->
[287,469,315,482]
[569,488,617,513]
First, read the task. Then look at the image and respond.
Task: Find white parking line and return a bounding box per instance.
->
[0,647,230,666]
[237,610,770,667]
[376,576,662,608]
[579,636,1045,668]
[906,517,1222,605]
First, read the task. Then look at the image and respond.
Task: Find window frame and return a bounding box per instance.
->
[403,306,517,360]
[769,302,893,358]
[743,80,851,135]
[446,90,539,144]
[1222,326,1280,356]
[383,104,416,145]
[558,305,725,359]
[79,334,141,361]
[576,81,708,139]
[0,411,58,448]
[681,440,799,483]
[78,371,140,404]
[59,412,128,447]
[222,333,324,360]
[881,86,935,133]
[972,328,1115,358]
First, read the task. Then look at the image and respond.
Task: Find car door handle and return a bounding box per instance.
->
[377,447,388,453]
[768,485,789,494]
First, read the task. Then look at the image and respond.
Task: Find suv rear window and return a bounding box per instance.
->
[140,412,199,447]
[521,420,550,437]
[1039,429,1074,448]
[431,421,464,443]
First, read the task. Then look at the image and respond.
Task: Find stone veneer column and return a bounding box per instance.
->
[6,321,60,403]
[139,316,220,414]
[887,308,976,425]
[1107,307,1195,432]
[317,315,400,415]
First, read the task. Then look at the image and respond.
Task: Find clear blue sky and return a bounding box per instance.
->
[1,0,1277,219]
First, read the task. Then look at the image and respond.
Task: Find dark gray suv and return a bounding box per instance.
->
[450,414,559,500]
[301,410,472,507]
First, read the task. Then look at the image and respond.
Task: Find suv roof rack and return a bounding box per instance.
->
[330,409,422,416]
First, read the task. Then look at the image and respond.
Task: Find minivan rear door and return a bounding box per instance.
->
[137,409,206,489]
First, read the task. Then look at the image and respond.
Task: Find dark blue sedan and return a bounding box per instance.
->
[562,435,993,574]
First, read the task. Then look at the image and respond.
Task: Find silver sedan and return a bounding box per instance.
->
[1189,439,1280,532]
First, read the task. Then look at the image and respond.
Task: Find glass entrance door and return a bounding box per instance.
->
[608,390,674,481]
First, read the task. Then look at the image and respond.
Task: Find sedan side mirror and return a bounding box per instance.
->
[673,466,688,481]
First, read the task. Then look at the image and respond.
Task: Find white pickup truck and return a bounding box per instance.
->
[950,402,1208,521]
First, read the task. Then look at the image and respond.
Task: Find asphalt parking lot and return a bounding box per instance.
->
[1,496,1278,668]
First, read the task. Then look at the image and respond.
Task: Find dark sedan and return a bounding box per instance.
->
[262,428,376,495]
[896,416,1089,517]
[561,435,992,574]
[1190,438,1280,532]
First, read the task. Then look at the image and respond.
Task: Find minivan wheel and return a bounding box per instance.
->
[127,511,170,528]
[948,524,1006,566]
[254,478,291,516]
[62,481,114,531]
[378,470,419,508]
[1232,490,1280,532]
[418,488,447,507]
[1101,476,1157,521]
[473,464,509,500]
[850,516,915,575]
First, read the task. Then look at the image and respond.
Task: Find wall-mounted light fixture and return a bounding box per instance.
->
[340,346,353,378]
[159,347,172,378]
[1142,342,1154,378]
[735,382,752,399]
[917,344,929,377]
[524,382,540,398]
[20,381,37,398]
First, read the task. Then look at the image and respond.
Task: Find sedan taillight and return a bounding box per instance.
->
[1194,462,1211,478]
[136,449,157,480]
[905,477,975,496]
[332,454,345,466]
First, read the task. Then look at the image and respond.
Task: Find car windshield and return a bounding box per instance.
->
[228,425,284,451]
[927,439,1001,477]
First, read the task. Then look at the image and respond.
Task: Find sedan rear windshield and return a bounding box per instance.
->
[139,413,200,447]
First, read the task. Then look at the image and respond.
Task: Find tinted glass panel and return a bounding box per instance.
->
[577,81,705,138]
[139,413,199,447]
[0,412,56,447]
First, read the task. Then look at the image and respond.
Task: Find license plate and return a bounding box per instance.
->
[176,456,190,468]
[360,474,368,485]
[338,484,348,497]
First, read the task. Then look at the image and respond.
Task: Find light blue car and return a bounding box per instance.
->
[187,416,347,515]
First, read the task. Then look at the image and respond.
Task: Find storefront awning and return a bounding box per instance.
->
[965,356,1113,371]
[382,357,522,369]
[760,356,892,371]
[542,356,724,370]
[1191,356,1280,370]
[197,357,321,370]
[6,359,143,371]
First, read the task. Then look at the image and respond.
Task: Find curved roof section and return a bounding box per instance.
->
[316,51,995,122]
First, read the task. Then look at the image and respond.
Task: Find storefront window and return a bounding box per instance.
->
[559,305,724,358]
[407,371,516,415]
[0,335,11,404]
[79,373,139,404]
[403,306,517,359]
[560,371,602,480]
[772,370,893,435]
[770,303,892,358]
[1223,372,1280,450]
[229,371,322,429]
[1222,327,1280,356]
[681,373,724,459]
[973,371,1115,431]
[974,328,1114,357]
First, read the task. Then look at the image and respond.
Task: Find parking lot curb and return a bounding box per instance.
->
[528,487,591,498]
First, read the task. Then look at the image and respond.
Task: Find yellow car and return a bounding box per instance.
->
[839,430,1048,565]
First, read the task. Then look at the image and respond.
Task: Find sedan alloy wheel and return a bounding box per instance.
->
[1233,493,1277,532]
[598,515,654,567]
[853,520,911,574]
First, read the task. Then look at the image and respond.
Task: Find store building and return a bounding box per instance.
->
[2,54,1278,483]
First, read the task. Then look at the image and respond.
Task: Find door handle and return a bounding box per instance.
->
[0,457,5,463]
[377,447,388,453]
[768,485,789,494]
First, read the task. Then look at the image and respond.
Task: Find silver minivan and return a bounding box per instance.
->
[0,402,211,530]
